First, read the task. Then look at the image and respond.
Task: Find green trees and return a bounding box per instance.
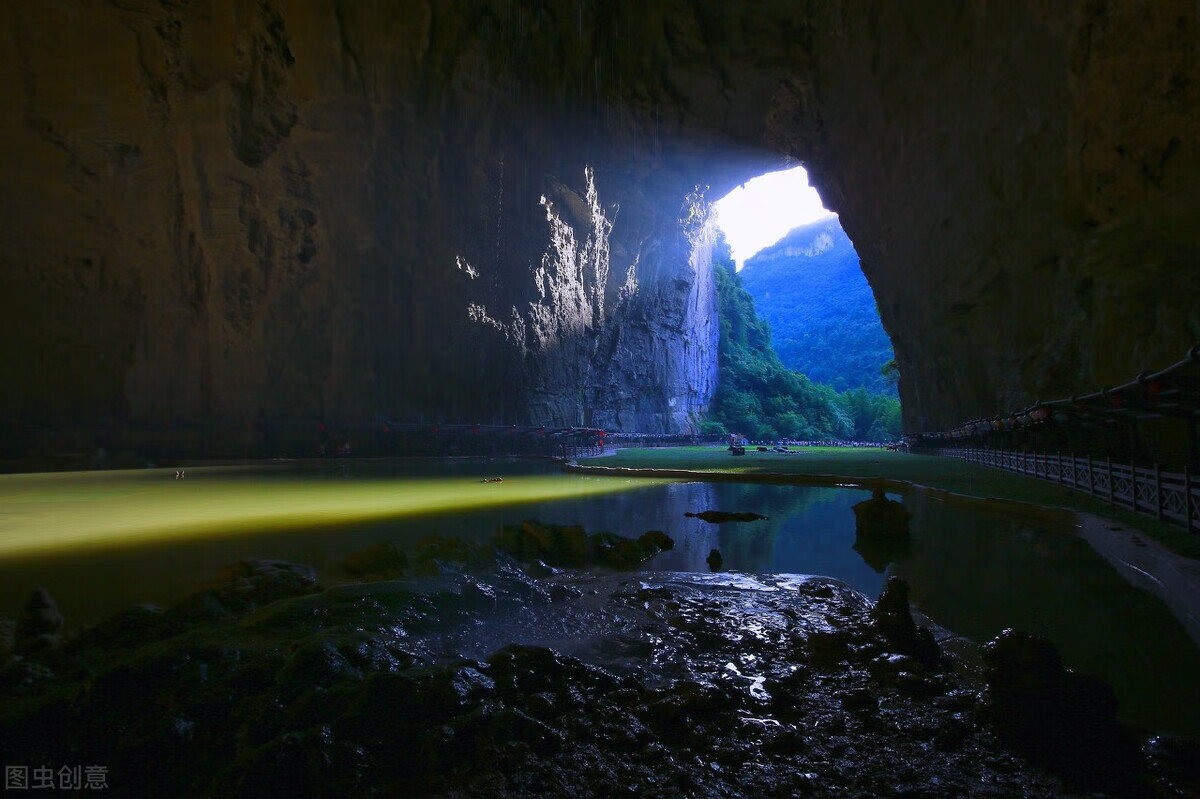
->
[706,234,902,442]
[838,387,902,442]
[739,218,896,397]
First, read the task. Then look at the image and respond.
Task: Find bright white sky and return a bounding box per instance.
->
[714,166,835,270]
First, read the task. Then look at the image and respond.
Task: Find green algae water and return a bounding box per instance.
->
[1,459,1197,738]
[0,459,670,619]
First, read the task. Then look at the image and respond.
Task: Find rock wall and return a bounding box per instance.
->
[800,1,1200,430]
[0,0,772,444]
[1,1,1196,448]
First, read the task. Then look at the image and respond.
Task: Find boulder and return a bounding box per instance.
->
[69,604,184,652]
[590,533,647,569]
[493,520,590,568]
[980,628,1140,792]
[852,488,910,540]
[170,560,321,620]
[222,559,317,596]
[15,588,63,652]
[638,530,674,554]
[343,542,408,578]
[409,536,488,575]
[868,577,941,670]
[493,520,673,570]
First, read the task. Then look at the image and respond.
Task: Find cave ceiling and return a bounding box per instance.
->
[0,0,1196,443]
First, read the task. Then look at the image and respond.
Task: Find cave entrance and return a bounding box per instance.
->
[713,166,833,271]
[709,166,901,443]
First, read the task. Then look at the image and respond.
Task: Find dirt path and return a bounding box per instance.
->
[1075,512,1200,648]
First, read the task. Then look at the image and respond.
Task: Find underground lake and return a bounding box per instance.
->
[1,456,1197,741]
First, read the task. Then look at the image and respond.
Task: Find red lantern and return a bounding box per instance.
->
[1111,393,1123,409]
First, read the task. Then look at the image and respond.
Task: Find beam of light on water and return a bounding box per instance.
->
[0,467,674,559]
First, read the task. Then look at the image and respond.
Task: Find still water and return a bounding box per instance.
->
[1,458,1197,736]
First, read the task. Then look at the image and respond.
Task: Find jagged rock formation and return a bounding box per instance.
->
[1,1,1196,449]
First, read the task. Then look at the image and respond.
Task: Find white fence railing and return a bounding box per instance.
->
[935,448,1200,534]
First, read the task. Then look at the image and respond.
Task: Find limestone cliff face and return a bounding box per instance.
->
[0,0,740,436]
[0,1,729,436]
[1,1,1196,446]
[801,1,1200,430]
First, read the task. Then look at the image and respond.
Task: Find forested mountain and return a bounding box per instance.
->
[705,238,853,441]
[739,218,896,396]
[703,235,902,442]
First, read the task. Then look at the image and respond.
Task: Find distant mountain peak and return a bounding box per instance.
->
[746,217,850,267]
[737,217,896,396]
[795,231,835,258]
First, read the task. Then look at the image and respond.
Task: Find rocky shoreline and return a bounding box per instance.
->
[4,529,1198,798]
[567,461,1200,650]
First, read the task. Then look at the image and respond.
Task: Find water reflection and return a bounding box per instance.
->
[523,481,887,597]
[0,462,1197,737]
[0,458,665,623]
[528,479,1200,736]
[895,493,1200,738]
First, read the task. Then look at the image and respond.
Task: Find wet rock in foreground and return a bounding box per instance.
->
[342,541,408,578]
[16,588,64,653]
[981,628,1141,793]
[1,560,1195,798]
[870,576,943,670]
[492,519,674,569]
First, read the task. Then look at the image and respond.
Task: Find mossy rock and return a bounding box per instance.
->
[494,520,673,569]
[343,542,408,578]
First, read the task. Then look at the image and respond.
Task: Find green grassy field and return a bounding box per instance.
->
[578,446,1200,558]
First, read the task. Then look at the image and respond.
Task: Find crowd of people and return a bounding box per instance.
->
[727,433,898,450]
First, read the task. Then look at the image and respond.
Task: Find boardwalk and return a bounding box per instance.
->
[938,448,1199,534]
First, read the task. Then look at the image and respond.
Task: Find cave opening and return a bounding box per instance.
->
[704,167,902,443]
[712,166,833,271]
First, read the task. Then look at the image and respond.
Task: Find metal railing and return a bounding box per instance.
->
[604,434,727,450]
[936,447,1200,534]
